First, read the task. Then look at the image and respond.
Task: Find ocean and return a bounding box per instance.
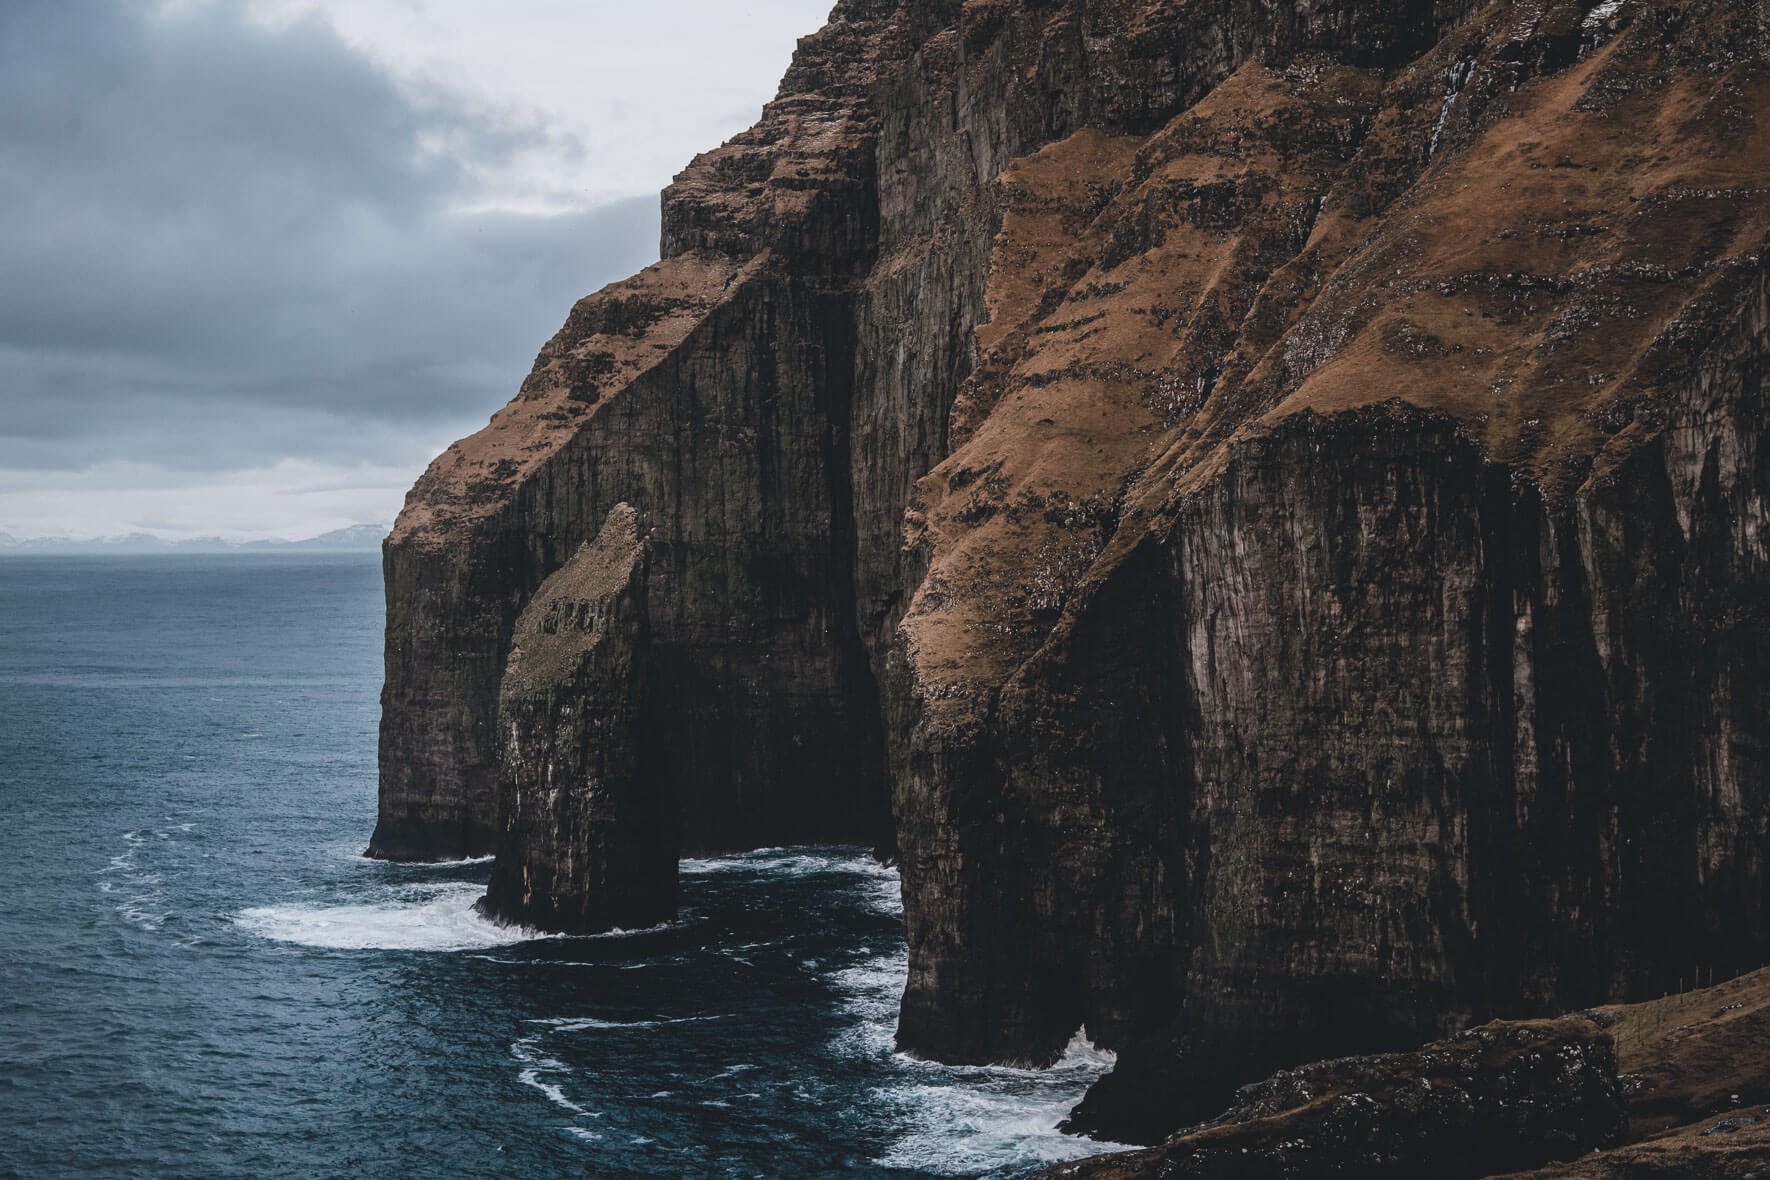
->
[0,554,1119,1179]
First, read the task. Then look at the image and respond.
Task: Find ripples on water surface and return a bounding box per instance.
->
[0,555,1121,1178]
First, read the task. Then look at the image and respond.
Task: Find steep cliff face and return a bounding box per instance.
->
[890,0,1770,1124]
[369,1,922,862]
[480,505,669,934]
[376,0,1770,1135]
[371,0,1489,862]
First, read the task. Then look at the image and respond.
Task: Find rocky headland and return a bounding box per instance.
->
[371,0,1770,1152]
[1034,966,1770,1179]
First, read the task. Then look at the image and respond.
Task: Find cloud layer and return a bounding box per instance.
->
[0,0,728,538]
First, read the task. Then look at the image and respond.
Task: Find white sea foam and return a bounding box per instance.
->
[862,871,903,919]
[829,951,909,1058]
[527,1015,721,1032]
[681,847,885,879]
[354,852,496,867]
[510,1037,597,1116]
[682,847,904,921]
[100,827,179,931]
[335,837,496,868]
[842,855,905,918]
[678,846,800,874]
[507,1013,724,1123]
[873,1074,1129,1176]
[532,1016,666,1032]
[709,1063,757,1079]
[826,941,1124,1175]
[615,955,690,970]
[235,882,550,951]
[117,894,171,930]
[586,916,701,939]
[405,853,495,867]
[1046,1029,1120,1074]
[679,847,904,919]
[518,1069,593,1116]
[869,1030,1128,1176]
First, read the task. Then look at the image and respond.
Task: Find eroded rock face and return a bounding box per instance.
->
[368,1,919,861]
[888,0,1770,1119]
[370,0,1491,859]
[1033,1018,1627,1180]
[1046,967,1770,1180]
[377,0,1770,1131]
[480,505,669,935]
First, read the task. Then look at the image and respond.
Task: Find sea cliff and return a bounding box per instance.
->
[372,0,1770,1134]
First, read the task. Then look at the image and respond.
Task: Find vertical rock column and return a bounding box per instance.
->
[480,504,672,934]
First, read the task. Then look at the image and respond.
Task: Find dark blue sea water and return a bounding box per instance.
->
[0,555,1119,1179]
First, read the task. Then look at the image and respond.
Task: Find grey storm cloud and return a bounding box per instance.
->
[0,0,661,474]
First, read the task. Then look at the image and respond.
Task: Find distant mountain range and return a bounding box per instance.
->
[0,523,388,555]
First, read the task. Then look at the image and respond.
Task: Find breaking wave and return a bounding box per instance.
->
[828,927,1125,1175]
[235,882,547,951]
[868,1029,1128,1176]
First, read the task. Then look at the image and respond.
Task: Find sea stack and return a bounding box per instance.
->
[480,504,672,935]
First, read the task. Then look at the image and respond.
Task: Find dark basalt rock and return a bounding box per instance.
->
[1033,1017,1627,1179]
[374,0,1770,1136]
[479,504,671,934]
[1053,968,1770,1179]
[885,0,1770,1111]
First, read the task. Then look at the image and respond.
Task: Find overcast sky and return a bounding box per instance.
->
[0,0,832,540]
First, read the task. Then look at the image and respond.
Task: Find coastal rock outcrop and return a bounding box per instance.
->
[1036,1017,1627,1180]
[375,0,1770,1131]
[1038,966,1770,1180]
